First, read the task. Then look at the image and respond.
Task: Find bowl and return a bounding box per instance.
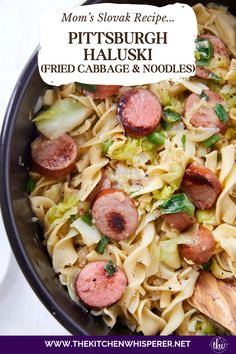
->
[0,0,235,335]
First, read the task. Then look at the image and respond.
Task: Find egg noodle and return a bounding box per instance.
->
[29,3,236,335]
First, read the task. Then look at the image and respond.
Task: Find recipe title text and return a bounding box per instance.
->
[38,3,197,85]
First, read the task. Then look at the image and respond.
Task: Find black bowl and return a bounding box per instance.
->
[0,0,235,335]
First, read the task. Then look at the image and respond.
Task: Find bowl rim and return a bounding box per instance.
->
[0,49,90,335]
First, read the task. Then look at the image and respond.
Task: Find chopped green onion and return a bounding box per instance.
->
[104,260,117,277]
[76,83,97,92]
[96,236,109,254]
[147,131,165,145]
[80,212,92,226]
[163,108,181,123]
[102,139,113,154]
[199,91,209,101]
[181,135,186,149]
[26,176,36,193]
[195,38,214,67]
[203,134,220,148]
[214,103,228,122]
[208,72,221,82]
[160,193,195,217]
[69,214,77,224]
[202,258,212,272]
[162,120,171,131]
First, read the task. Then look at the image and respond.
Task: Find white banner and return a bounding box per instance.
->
[38,3,197,86]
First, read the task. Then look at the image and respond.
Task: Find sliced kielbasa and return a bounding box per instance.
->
[184,90,228,133]
[87,172,112,203]
[92,189,138,240]
[181,164,222,210]
[195,66,212,80]
[201,34,228,57]
[196,34,229,80]
[179,225,216,265]
[31,134,77,179]
[162,212,196,232]
[75,261,127,308]
[117,88,162,136]
[84,85,120,99]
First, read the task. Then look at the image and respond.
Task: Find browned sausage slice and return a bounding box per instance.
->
[201,34,228,57]
[162,212,196,232]
[87,172,112,203]
[179,226,216,265]
[195,66,212,80]
[196,34,229,80]
[84,85,120,99]
[184,90,228,133]
[75,261,127,308]
[31,134,77,179]
[92,189,138,240]
[117,88,162,136]
[181,164,222,210]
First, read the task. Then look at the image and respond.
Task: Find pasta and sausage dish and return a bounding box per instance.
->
[28,3,236,335]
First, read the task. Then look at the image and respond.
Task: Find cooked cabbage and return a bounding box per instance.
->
[107,137,157,165]
[160,238,181,268]
[196,210,216,225]
[46,195,79,224]
[33,98,93,139]
[187,314,216,335]
[159,142,188,190]
[72,218,102,246]
[152,185,174,200]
